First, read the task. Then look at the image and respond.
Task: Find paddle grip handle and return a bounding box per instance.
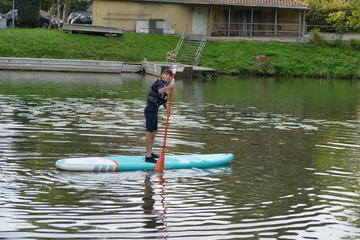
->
[172,65,177,83]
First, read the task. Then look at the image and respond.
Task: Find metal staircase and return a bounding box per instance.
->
[166,26,208,66]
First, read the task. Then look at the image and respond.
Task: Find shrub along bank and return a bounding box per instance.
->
[1,28,360,79]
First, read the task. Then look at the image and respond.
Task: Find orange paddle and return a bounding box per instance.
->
[154,65,177,172]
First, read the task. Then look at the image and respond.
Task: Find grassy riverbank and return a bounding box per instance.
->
[1,28,360,78]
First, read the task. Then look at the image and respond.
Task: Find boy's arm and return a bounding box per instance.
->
[163,103,171,114]
[158,83,175,94]
[163,103,168,110]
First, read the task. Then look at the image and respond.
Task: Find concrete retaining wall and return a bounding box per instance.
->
[0,57,124,73]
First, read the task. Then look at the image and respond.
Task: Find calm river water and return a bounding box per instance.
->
[0,71,360,240]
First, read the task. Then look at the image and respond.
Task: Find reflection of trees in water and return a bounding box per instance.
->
[142,174,167,231]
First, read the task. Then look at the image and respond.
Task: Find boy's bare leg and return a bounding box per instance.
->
[145,131,157,157]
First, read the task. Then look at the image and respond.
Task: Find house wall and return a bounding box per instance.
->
[93,0,304,36]
[277,8,302,34]
[93,0,191,33]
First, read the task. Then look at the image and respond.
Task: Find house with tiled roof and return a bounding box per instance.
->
[92,0,310,37]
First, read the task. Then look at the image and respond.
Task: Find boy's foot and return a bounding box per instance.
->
[145,156,157,163]
[151,153,160,158]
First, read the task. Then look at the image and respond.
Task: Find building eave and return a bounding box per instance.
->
[134,0,310,9]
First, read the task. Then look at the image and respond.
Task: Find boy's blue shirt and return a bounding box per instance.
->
[154,80,166,92]
[145,79,167,112]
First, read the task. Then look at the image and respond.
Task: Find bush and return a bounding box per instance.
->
[310,28,327,46]
[350,38,360,50]
[327,37,342,47]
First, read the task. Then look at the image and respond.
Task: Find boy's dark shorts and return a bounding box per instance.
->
[144,103,159,132]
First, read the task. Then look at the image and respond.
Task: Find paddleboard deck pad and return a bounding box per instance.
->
[55,153,234,172]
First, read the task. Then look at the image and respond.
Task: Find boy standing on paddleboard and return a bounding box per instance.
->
[144,69,175,163]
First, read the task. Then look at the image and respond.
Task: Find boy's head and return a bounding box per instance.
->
[161,69,173,83]
[162,69,173,76]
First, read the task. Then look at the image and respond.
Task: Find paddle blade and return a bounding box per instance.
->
[154,153,165,172]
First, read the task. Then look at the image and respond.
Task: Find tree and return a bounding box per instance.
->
[326,7,360,32]
[305,0,360,32]
[47,0,56,29]
[16,0,41,28]
[0,0,12,13]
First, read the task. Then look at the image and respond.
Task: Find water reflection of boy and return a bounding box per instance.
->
[142,175,157,229]
[142,175,167,229]
[144,69,175,163]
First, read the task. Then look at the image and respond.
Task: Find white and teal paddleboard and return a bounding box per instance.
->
[55,153,234,172]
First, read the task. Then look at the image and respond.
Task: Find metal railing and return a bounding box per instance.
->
[210,22,312,37]
[194,27,208,66]
[175,24,188,52]
[209,22,344,38]
[166,24,188,62]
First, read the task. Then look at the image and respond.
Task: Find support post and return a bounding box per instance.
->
[274,8,278,37]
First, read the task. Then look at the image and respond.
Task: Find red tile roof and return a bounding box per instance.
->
[168,0,310,8]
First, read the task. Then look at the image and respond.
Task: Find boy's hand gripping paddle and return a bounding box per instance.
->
[154,65,177,172]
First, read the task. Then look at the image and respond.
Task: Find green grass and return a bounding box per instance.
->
[1,28,360,78]
[201,41,360,78]
[0,28,179,62]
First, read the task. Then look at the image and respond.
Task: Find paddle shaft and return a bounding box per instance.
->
[154,67,176,172]
[160,87,174,149]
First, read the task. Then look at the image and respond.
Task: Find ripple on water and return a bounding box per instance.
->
[1,76,360,239]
